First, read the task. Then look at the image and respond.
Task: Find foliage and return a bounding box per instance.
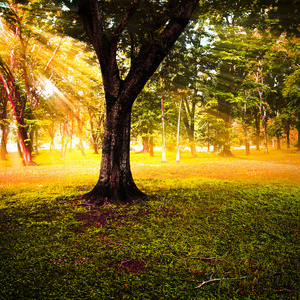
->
[1,149,300,299]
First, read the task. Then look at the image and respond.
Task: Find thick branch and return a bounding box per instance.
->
[121,0,200,105]
[78,0,121,100]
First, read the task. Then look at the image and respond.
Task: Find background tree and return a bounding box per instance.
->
[0,83,8,160]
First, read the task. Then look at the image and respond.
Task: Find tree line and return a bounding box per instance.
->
[0,0,299,204]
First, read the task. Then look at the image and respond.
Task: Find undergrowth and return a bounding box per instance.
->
[0,149,299,299]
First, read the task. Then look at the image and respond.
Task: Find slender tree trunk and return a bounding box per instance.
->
[60,121,69,160]
[161,93,167,163]
[176,96,183,162]
[75,113,86,156]
[241,104,250,155]
[18,126,35,165]
[69,116,74,152]
[1,124,8,160]
[297,116,300,151]
[0,92,8,160]
[213,129,217,153]
[48,127,55,153]
[83,102,146,205]
[218,104,234,157]
[149,136,154,157]
[34,128,39,156]
[207,122,210,154]
[285,122,290,149]
[254,109,260,151]
[262,110,268,154]
[88,110,100,154]
[276,133,281,150]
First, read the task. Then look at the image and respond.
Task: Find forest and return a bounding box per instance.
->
[0,0,300,299]
[1,1,299,163]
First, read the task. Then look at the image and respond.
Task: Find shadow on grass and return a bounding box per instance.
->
[0,181,299,299]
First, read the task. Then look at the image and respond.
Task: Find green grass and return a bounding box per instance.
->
[0,148,299,299]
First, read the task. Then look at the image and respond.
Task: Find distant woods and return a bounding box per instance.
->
[1,0,300,165]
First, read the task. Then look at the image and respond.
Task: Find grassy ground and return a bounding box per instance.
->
[0,148,299,299]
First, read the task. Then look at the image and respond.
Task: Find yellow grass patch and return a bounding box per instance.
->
[1,148,299,189]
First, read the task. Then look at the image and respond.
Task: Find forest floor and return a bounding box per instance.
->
[0,148,299,299]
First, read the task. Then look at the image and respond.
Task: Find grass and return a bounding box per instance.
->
[0,148,299,299]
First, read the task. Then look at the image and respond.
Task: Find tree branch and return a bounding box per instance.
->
[114,0,141,35]
[121,0,200,104]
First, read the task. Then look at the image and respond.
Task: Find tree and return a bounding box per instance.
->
[0,0,64,165]
[284,68,300,150]
[132,87,161,157]
[161,18,210,157]
[55,0,201,205]
[0,83,8,160]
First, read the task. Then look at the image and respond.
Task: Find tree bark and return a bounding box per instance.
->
[262,109,268,154]
[1,124,8,160]
[254,109,260,151]
[149,136,154,157]
[83,102,146,205]
[138,136,150,153]
[207,123,210,154]
[218,102,234,157]
[75,112,86,156]
[297,116,300,151]
[285,121,290,149]
[60,121,69,160]
[276,133,281,150]
[88,109,103,155]
[241,104,250,155]
[48,127,55,153]
[18,126,35,165]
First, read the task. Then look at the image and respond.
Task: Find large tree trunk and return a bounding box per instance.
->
[83,102,146,205]
[139,136,150,153]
